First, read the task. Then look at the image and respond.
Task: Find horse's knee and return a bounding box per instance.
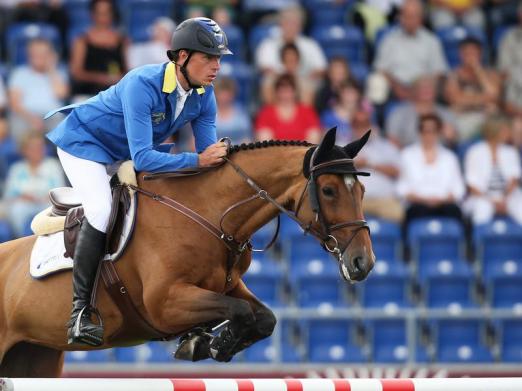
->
[255,307,276,338]
[230,299,255,328]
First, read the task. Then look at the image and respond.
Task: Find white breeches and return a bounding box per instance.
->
[57,148,112,233]
[464,188,522,225]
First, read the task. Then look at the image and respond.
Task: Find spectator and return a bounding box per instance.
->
[128,17,176,69]
[397,113,465,228]
[320,82,362,146]
[444,37,502,142]
[255,5,327,85]
[386,76,456,148]
[463,115,522,225]
[215,77,252,144]
[70,0,128,100]
[7,37,69,144]
[2,132,65,237]
[261,42,315,105]
[497,1,522,117]
[373,0,448,101]
[255,73,321,143]
[352,107,404,222]
[429,0,485,29]
[314,56,356,114]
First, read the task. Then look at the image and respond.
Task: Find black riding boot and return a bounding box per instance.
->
[66,219,106,346]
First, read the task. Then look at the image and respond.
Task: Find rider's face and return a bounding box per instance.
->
[180,51,221,86]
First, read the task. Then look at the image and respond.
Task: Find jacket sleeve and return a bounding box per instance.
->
[191,89,217,153]
[120,76,198,172]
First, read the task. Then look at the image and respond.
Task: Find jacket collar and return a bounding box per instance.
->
[162,62,205,95]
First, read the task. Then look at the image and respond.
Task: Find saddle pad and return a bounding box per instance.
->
[30,193,137,279]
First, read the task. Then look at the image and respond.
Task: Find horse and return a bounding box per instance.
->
[0,127,375,377]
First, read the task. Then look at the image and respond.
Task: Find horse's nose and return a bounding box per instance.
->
[343,251,375,281]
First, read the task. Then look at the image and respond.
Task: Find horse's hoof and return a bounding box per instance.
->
[174,332,212,361]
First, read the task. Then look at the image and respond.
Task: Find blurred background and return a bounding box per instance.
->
[0,0,521,378]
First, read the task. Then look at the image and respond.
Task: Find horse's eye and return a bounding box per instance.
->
[322,186,335,197]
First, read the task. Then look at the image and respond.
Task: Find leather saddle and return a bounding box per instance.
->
[49,177,131,259]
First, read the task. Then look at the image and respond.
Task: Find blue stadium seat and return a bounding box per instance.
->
[433,319,493,362]
[408,218,464,263]
[492,25,512,58]
[217,60,255,107]
[122,0,173,43]
[474,218,522,274]
[63,0,91,26]
[0,136,21,181]
[499,319,522,362]
[374,25,397,49]
[114,342,173,362]
[367,217,401,261]
[293,261,344,308]
[243,256,284,307]
[305,318,366,362]
[250,218,278,250]
[422,260,475,308]
[487,264,522,309]
[366,319,408,363]
[303,0,350,28]
[435,26,487,68]
[65,349,114,363]
[358,259,411,308]
[244,337,302,363]
[222,24,245,61]
[349,61,370,85]
[248,23,279,55]
[311,25,365,63]
[0,220,13,243]
[6,23,62,65]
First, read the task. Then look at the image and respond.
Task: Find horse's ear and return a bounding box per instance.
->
[315,127,337,160]
[344,130,371,158]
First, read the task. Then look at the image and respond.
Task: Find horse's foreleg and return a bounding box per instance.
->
[0,342,64,377]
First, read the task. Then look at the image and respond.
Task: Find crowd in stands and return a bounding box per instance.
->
[0,0,521,242]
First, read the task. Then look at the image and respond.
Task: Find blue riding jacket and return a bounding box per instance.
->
[46,62,217,172]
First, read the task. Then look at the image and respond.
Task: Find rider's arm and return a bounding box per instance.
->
[120,76,199,172]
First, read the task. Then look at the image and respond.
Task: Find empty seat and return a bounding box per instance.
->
[243,257,284,307]
[114,342,174,363]
[122,0,173,43]
[367,217,402,261]
[486,263,522,309]
[217,60,255,107]
[499,319,522,362]
[65,349,114,363]
[435,26,487,67]
[0,220,13,243]
[367,318,408,363]
[311,25,365,63]
[6,23,62,65]
[433,318,493,362]
[305,318,366,362]
[222,24,245,61]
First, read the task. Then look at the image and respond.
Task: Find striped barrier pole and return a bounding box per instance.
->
[1,378,522,391]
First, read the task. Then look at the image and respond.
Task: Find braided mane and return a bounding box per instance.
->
[228,139,313,155]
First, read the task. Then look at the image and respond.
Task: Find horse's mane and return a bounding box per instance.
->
[228,140,313,155]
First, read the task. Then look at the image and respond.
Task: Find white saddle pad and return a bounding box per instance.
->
[30,193,137,279]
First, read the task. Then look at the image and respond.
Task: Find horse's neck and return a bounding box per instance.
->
[141,147,306,241]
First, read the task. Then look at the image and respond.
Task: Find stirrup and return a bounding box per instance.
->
[67,305,104,346]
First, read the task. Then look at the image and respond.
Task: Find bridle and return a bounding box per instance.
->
[128,143,370,284]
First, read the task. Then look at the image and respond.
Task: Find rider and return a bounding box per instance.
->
[45,17,232,347]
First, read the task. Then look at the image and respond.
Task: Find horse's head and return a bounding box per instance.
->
[296,127,375,282]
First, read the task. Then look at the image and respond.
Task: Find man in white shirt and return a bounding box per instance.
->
[373,0,448,101]
[397,113,465,228]
[255,4,327,81]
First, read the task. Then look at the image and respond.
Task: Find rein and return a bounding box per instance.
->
[129,149,369,284]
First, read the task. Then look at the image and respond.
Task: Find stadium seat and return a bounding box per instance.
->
[311,25,365,63]
[222,24,245,61]
[435,26,487,67]
[6,23,62,65]
[63,0,91,26]
[349,61,370,85]
[487,264,522,309]
[408,218,465,263]
[303,0,350,29]
[244,337,302,363]
[217,60,255,107]
[242,256,285,307]
[0,220,13,243]
[248,23,279,55]
[114,342,174,363]
[250,218,279,250]
[366,318,408,362]
[474,218,522,274]
[65,349,114,363]
[123,0,173,43]
[433,319,493,362]
[358,259,411,308]
[367,217,401,261]
[305,318,366,362]
[499,319,522,362]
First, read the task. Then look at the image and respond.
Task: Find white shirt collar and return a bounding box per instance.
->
[175,74,193,99]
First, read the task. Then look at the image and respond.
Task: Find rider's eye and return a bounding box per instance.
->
[322,186,335,197]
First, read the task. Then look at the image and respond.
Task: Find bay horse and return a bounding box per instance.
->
[0,127,374,377]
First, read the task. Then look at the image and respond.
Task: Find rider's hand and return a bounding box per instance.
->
[198,142,228,167]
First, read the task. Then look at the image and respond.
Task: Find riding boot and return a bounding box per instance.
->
[66,219,106,346]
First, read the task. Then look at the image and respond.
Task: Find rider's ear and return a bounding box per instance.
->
[315,127,337,159]
[344,130,371,158]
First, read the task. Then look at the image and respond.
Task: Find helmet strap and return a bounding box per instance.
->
[179,50,202,90]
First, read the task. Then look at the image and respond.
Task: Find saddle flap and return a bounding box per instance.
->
[49,187,82,216]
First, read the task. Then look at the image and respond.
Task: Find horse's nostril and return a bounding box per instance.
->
[352,256,363,273]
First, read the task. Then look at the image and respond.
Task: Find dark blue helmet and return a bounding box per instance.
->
[167,17,232,59]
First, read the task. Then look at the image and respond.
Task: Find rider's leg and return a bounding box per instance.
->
[57,148,112,346]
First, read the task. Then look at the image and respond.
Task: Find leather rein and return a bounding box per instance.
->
[127,148,369,284]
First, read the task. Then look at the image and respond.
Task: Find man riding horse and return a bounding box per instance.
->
[45,17,232,347]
